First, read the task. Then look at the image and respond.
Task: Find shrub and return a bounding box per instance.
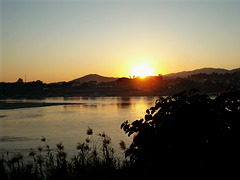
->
[121,89,240,178]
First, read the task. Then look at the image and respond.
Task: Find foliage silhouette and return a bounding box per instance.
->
[121,89,240,177]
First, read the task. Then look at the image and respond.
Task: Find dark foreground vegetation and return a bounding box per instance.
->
[1,89,240,179]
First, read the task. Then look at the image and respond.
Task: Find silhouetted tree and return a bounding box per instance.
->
[121,89,240,178]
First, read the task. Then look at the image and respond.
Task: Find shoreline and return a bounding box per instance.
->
[0,92,219,110]
[0,102,84,110]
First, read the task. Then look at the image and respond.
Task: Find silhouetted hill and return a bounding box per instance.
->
[230,68,240,73]
[69,74,117,84]
[1,68,240,98]
[164,67,240,79]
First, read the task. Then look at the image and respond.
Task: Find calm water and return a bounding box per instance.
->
[0,96,158,156]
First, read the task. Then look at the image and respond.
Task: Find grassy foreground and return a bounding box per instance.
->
[0,129,130,180]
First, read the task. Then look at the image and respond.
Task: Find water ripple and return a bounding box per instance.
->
[0,136,38,142]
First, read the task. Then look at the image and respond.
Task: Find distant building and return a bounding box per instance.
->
[16,78,24,84]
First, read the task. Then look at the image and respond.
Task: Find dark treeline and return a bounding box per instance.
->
[1,89,240,179]
[1,71,240,98]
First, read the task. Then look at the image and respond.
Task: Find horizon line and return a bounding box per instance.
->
[1,66,239,84]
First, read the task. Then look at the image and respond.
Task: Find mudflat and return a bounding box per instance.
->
[0,102,82,110]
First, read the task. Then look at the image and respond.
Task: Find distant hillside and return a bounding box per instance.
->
[69,74,118,84]
[164,67,240,79]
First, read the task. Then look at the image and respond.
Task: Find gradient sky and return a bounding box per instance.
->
[1,0,240,83]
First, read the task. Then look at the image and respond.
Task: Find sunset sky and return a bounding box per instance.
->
[1,0,240,83]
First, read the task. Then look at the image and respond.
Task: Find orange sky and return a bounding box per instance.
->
[1,0,240,83]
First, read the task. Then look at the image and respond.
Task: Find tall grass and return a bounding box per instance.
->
[0,128,129,180]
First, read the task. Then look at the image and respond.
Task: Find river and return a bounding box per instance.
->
[0,96,158,157]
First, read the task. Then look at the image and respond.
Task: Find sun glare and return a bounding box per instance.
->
[131,63,154,78]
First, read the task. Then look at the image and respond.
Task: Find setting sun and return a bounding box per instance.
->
[130,63,155,78]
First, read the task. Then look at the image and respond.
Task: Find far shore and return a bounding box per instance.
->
[0,102,84,110]
[0,92,219,110]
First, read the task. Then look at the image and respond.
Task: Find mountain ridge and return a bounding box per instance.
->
[69,74,118,84]
[66,67,240,84]
[164,67,240,79]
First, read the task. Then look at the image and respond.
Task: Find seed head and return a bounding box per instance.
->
[56,142,64,150]
[84,144,90,151]
[85,138,90,143]
[41,136,46,142]
[29,149,36,157]
[119,140,126,151]
[86,127,93,135]
[37,146,43,152]
[58,151,67,159]
[103,137,111,145]
[76,143,82,150]
[101,132,106,137]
